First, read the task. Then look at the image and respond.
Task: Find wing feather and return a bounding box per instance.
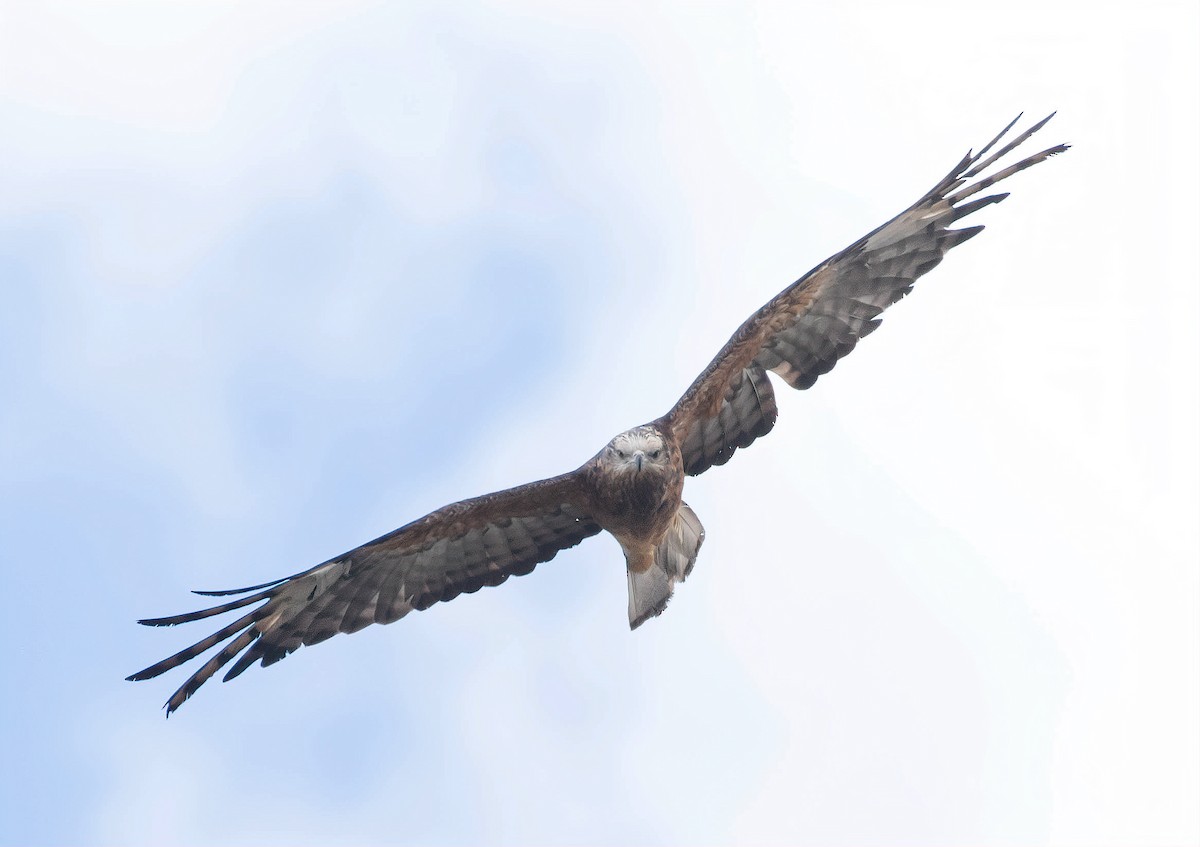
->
[661,114,1067,475]
[680,366,778,473]
[127,473,601,714]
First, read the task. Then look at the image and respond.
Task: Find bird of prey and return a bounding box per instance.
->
[130,114,1067,714]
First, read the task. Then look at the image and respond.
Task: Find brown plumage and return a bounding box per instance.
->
[129,114,1068,714]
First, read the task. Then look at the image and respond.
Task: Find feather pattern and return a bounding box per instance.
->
[127,474,600,714]
[661,114,1068,474]
[680,366,778,475]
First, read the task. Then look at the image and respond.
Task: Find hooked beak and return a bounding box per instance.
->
[633,451,645,472]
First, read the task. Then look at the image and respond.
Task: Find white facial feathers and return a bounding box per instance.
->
[604,426,668,473]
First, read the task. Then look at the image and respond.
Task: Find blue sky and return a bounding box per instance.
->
[2,2,1197,845]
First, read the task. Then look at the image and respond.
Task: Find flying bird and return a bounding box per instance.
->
[130,114,1067,714]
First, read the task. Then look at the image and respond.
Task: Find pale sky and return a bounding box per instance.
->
[1,2,1197,845]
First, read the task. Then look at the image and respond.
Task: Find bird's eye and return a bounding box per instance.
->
[650,449,661,459]
[616,449,628,459]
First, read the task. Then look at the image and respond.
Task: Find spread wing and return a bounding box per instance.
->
[659,113,1068,475]
[128,473,601,714]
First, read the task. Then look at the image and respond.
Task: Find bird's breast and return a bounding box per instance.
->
[588,465,683,545]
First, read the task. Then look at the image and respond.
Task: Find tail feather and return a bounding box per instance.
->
[627,502,705,629]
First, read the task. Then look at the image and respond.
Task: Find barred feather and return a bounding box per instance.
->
[127,476,600,715]
[662,113,1067,474]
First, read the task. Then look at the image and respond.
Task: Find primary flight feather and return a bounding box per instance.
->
[130,114,1068,714]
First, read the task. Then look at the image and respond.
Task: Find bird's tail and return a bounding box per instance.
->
[626,502,705,629]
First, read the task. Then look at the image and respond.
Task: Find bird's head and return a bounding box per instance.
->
[602,426,671,476]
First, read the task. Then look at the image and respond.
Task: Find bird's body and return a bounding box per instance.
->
[579,425,698,627]
[584,426,684,557]
[131,114,1068,714]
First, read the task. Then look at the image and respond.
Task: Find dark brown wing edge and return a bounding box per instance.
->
[127,472,601,715]
[658,113,1069,475]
